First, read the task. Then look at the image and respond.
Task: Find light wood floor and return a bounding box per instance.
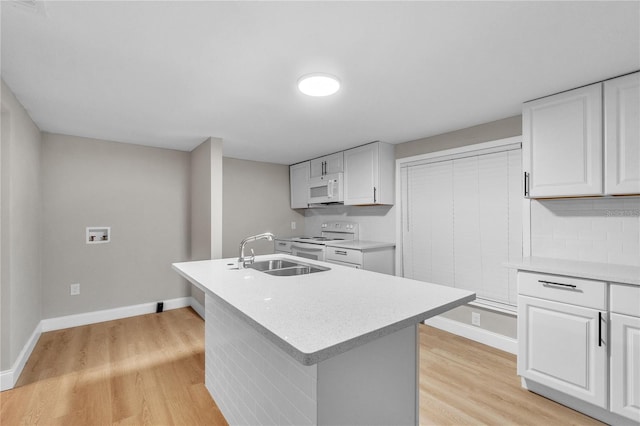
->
[419,326,603,426]
[1,308,603,425]
[1,308,226,425]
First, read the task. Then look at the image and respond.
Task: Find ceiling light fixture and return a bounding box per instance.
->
[297,73,340,97]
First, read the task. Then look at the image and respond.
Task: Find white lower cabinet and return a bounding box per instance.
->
[518,271,640,425]
[610,283,640,423]
[518,295,607,408]
[610,313,640,422]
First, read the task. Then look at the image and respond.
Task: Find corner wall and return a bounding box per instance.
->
[40,133,191,318]
[0,80,43,371]
[189,137,223,309]
[222,157,305,258]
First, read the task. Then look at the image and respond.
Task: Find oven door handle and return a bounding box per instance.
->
[291,245,324,252]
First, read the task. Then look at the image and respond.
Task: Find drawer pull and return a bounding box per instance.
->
[335,250,348,255]
[598,312,602,347]
[538,280,577,289]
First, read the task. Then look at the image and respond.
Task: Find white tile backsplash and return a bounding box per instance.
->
[531,198,640,266]
[205,294,317,426]
[304,204,396,241]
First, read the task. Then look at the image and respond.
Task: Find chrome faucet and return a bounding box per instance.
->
[238,232,275,268]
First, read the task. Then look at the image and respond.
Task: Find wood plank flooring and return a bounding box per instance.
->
[1,308,603,425]
[419,326,603,426]
[1,308,226,426]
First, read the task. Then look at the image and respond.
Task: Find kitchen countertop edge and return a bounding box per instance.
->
[173,256,474,366]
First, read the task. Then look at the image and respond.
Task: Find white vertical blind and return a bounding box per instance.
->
[401,145,522,307]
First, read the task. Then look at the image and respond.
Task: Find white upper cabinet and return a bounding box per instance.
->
[605,72,640,195]
[344,141,394,205]
[290,161,310,209]
[523,83,603,198]
[523,71,640,198]
[310,152,344,178]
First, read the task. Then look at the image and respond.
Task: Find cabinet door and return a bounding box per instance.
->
[610,313,640,422]
[517,295,607,408]
[523,83,603,197]
[324,152,344,175]
[310,158,324,178]
[290,162,310,208]
[344,143,378,205]
[310,153,344,177]
[605,72,640,195]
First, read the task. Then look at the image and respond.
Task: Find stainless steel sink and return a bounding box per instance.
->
[246,258,330,276]
[247,259,299,271]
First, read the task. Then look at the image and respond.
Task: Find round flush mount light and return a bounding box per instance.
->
[297,73,340,97]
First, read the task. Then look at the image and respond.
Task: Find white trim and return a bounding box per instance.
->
[469,299,517,315]
[41,296,192,332]
[0,321,43,391]
[398,136,522,169]
[424,315,517,354]
[190,297,205,319]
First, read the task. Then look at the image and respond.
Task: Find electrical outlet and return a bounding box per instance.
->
[291,221,296,230]
[471,312,481,327]
[70,283,80,296]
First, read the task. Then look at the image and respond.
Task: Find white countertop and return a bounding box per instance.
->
[325,240,395,250]
[506,257,640,286]
[173,254,474,365]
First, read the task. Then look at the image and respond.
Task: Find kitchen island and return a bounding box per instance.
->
[173,254,474,426]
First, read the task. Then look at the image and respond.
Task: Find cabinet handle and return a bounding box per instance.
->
[373,187,377,203]
[538,280,577,289]
[524,172,530,197]
[334,250,348,255]
[322,161,326,175]
[598,312,602,347]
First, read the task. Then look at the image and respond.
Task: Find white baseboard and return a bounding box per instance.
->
[424,315,517,354]
[40,297,192,332]
[0,321,42,391]
[1,296,197,391]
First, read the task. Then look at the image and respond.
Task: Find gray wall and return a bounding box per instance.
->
[395,115,522,159]
[189,137,224,308]
[223,157,305,258]
[191,139,212,261]
[395,115,523,338]
[1,80,43,370]
[41,133,191,318]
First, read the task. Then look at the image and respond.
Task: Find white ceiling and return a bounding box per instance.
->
[2,1,638,165]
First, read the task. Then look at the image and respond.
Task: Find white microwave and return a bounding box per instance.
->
[308,173,344,204]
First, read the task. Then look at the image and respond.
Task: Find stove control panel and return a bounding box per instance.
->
[320,221,359,240]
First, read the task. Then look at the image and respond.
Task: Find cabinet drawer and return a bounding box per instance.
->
[274,240,292,252]
[517,271,606,310]
[326,247,362,265]
[610,283,640,317]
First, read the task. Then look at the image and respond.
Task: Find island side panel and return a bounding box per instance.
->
[205,293,318,425]
[317,324,418,426]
